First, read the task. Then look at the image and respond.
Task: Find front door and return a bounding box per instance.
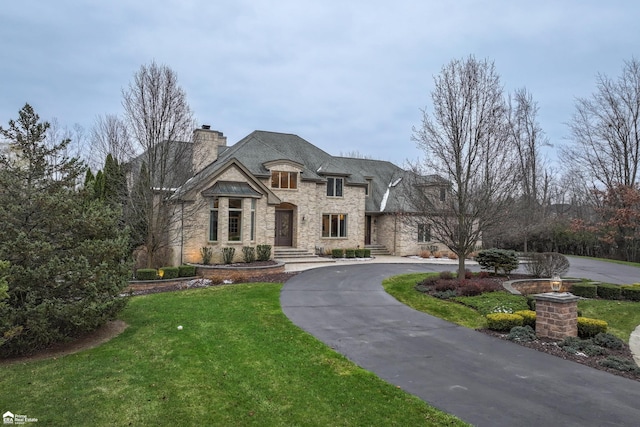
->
[275,210,293,246]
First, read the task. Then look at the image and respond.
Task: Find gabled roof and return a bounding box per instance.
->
[172,130,448,213]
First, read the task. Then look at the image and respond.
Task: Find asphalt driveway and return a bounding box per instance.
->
[281,263,640,427]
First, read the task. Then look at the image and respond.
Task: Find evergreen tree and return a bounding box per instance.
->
[0,104,130,357]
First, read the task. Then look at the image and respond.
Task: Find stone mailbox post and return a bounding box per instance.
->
[534,292,580,340]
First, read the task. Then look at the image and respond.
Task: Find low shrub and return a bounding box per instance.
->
[332,249,344,258]
[464,269,473,279]
[559,337,607,356]
[621,285,640,301]
[486,313,524,332]
[345,249,356,258]
[435,280,457,292]
[200,247,213,265]
[477,271,490,279]
[577,317,608,338]
[419,250,431,258]
[570,282,597,298]
[507,325,537,342]
[448,252,458,260]
[416,277,438,288]
[178,265,196,277]
[514,310,536,328]
[526,296,536,311]
[433,290,457,299]
[476,248,519,275]
[524,252,570,278]
[136,268,157,280]
[222,247,235,264]
[432,251,442,258]
[439,271,454,280]
[457,281,483,296]
[242,246,256,263]
[597,284,622,300]
[355,249,365,258]
[598,356,640,373]
[256,244,271,261]
[593,332,625,350]
[159,266,179,280]
[363,248,371,258]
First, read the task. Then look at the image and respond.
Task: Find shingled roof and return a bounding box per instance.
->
[172,130,446,213]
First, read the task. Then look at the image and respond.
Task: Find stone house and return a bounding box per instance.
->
[166,126,451,265]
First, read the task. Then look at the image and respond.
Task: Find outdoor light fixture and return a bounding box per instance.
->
[550,275,562,292]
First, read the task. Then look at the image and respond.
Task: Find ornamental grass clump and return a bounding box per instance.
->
[242,246,256,263]
[256,244,272,261]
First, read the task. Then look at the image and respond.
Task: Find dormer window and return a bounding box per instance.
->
[327,177,343,197]
[271,171,298,189]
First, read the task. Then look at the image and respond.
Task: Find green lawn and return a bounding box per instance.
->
[0,283,467,427]
[383,273,640,342]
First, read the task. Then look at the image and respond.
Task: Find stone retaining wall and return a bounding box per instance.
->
[195,262,285,280]
[502,278,580,295]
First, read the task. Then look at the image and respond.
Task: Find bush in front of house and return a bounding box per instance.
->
[345,249,356,258]
[598,356,640,373]
[577,317,608,338]
[621,285,640,301]
[256,245,271,261]
[570,282,597,298]
[136,268,158,280]
[159,267,179,280]
[222,247,235,264]
[476,248,519,275]
[200,247,213,265]
[486,313,524,332]
[597,284,622,300]
[355,249,365,258]
[332,249,344,258]
[593,332,625,350]
[513,310,536,329]
[363,248,371,258]
[178,265,196,277]
[524,252,570,278]
[242,246,256,263]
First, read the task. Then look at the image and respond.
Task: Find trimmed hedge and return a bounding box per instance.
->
[332,249,344,258]
[363,248,371,258]
[570,282,597,298]
[136,268,158,280]
[486,313,523,332]
[355,249,365,258]
[514,310,536,329]
[577,317,608,338]
[178,265,196,277]
[345,249,356,258]
[159,266,179,280]
[621,285,640,301]
[597,284,622,300]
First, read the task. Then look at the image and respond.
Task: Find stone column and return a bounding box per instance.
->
[534,292,580,340]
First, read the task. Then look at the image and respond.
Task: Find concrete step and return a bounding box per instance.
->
[365,244,391,256]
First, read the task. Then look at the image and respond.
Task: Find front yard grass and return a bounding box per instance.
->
[383,273,640,343]
[0,283,467,427]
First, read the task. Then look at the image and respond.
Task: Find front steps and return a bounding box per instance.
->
[365,244,391,256]
[273,247,330,264]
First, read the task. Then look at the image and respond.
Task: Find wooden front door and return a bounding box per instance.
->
[275,210,293,246]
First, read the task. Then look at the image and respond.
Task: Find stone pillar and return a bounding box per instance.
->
[534,292,580,340]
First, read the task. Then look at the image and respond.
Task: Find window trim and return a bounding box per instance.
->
[322,213,347,238]
[228,198,243,242]
[271,171,298,189]
[326,177,344,197]
[209,198,219,241]
[418,224,431,243]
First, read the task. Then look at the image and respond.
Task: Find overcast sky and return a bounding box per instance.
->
[1,1,638,166]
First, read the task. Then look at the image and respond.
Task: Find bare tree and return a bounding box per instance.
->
[122,61,196,267]
[89,114,134,170]
[411,56,516,278]
[506,88,552,252]
[563,58,640,190]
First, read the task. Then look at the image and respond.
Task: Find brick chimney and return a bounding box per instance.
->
[192,125,227,173]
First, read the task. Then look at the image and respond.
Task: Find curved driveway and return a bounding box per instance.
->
[281,262,640,427]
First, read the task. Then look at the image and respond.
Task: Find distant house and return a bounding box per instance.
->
[166,126,451,265]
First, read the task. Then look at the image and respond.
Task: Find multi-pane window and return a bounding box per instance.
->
[271,171,298,189]
[418,224,431,242]
[209,198,219,241]
[322,214,347,237]
[228,198,242,241]
[365,179,371,196]
[250,199,256,241]
[326,177,343,197]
